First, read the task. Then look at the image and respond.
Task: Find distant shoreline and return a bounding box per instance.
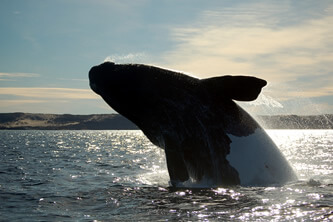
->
[0,112,332,130]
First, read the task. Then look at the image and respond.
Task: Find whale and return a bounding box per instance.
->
[89,62,297,187]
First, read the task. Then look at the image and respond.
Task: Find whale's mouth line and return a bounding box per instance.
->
[89,82,115,107]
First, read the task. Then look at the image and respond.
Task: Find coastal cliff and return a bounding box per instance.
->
[0,113,138,130]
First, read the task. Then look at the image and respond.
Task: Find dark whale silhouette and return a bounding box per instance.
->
[89,62,297,187]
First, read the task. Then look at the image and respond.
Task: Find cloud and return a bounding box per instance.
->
[0,79,15,82]
[0,72,40,82]
[57,78,89,82]
[0,87,99,99]
[161,4,333,103]
[164,15,332,76]
[0,98,111,114]
[0,87,109,114]
[0,72,40,78]
[0,99,44,105]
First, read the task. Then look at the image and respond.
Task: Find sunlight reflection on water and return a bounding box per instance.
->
[268,130,333,184]
[0,130,332,221]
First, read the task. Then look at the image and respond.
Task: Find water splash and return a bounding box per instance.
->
[104,53,148,64]
[237,93,285,118]
[248,93,283,108]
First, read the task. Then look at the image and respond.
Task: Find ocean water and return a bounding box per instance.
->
[0,130,332,221]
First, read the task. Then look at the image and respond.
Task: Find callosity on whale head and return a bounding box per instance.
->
[89,61,297,187]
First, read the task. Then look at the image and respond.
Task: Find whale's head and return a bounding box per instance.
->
[89,62,140,95]
[89,61,115,96]
[89,62,146,115]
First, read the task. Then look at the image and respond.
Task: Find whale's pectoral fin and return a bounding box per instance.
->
[165,148,189,186]
[163,135,189,186]
[202,75,267,101]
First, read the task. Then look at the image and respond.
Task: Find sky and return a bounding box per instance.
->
[1,0,332,115]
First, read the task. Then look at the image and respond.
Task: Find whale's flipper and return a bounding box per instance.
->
[201,75,267,101]
[163,135,189,183]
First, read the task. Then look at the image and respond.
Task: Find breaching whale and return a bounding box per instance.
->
[89,62,297,187]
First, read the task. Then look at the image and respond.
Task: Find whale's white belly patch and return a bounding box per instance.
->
[226,129,296,186]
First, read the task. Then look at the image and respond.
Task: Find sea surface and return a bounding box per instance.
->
[0,130,332,221]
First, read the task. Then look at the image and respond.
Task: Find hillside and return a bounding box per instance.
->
[0,113,138,130]
[0,113,332,130]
